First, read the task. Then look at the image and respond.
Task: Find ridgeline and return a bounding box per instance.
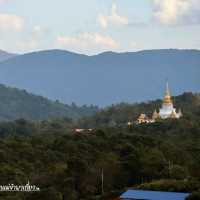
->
[0,84,98,121]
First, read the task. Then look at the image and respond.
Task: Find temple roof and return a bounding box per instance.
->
[120,189,190,200]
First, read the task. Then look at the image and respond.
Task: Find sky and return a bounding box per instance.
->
[0,0,200,54]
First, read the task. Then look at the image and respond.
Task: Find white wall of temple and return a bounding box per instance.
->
[159,103,177,119]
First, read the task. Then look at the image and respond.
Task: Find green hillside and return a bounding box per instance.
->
[78,92,200,128]
[0,92,199,199]
[0,84,98,121]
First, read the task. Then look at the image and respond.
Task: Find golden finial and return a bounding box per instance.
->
[165,81,170,96]
[163,81,173,105]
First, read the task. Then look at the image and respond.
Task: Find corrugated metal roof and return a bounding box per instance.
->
[120,189,190,200]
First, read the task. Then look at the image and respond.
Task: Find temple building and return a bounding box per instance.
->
[136,82,182,124]
[137,114,154,124]
[158,82,182,119]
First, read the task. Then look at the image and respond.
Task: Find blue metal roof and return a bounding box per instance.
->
[120,189,190,200]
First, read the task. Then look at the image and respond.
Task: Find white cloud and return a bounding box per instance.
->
[152,0,200,25]
[98,15,108,29]
[0,0,6,4]
[0,14,24,32]
[16,25,47,52]
[130,41,138,48]
[16,39,39,51]
[33,26,43,35]
[32,25,48,38]
[56,33,119,53]
[97,3,129,29]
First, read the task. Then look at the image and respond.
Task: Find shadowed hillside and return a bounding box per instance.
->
[0,84,98,121]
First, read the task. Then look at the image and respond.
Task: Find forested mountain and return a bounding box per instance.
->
[0,84,98,121]
[0,49,199,106]
[0,50,18,62]
[0,92,199,200]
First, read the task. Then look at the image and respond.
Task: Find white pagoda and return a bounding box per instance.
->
[136,82,182,124]
[158,82,182,119]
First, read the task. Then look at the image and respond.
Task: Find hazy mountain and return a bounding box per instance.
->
[0,84,98,121]
[0,50,18,62]
[0,49,199,106]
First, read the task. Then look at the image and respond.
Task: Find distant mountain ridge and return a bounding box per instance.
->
[0,50,18,62]
[0,49,199,106]
[0,84,98,121]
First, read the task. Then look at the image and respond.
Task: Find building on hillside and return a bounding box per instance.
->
[137,113,154,124]
[158,82,182,119]
[74,128,93,134]
[136,82,183,124]
[119,189,190,200]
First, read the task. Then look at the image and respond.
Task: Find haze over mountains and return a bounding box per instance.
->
[0,50,17,62]
[0,49,199,106]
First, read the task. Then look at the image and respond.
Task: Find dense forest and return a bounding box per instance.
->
[0,84,99,121]
[0,92,199,199]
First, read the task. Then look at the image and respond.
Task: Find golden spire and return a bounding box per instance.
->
[163,81,173,105]
[165,81,170,96]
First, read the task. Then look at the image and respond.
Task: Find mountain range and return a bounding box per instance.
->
[0,49,199,106]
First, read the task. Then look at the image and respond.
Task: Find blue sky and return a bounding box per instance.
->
[0,0,200,54]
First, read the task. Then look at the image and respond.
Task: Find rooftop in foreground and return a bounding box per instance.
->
[120,189,190,200]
